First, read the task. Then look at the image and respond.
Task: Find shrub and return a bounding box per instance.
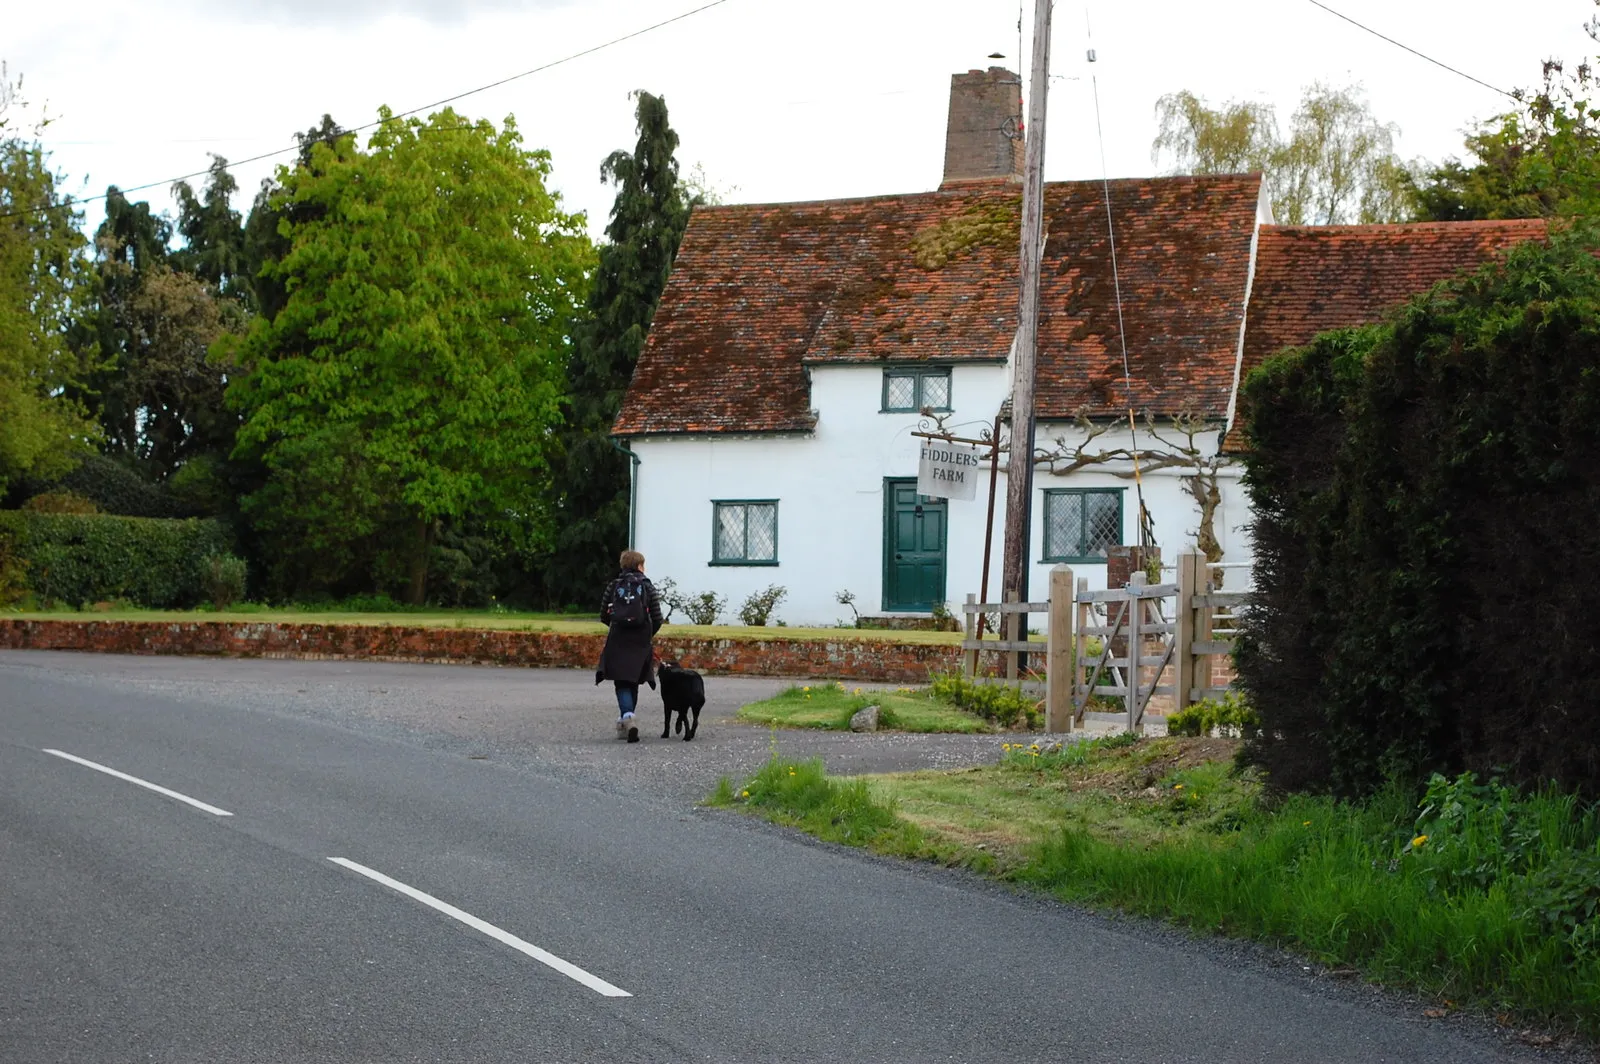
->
[200,554,248,610]
[1166,692,1261,738]
[1237,228,1600,797]
[834,588,861,627]
[0,532,29,607]
[24,454,190,518]
[675,590,725,625]
[0,511,232,609]
[22,491,99,515]
[737,584,787,626]
[930,671,1040,729]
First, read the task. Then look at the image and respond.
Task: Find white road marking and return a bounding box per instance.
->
[327,857,631,998]
[42,749,234,817]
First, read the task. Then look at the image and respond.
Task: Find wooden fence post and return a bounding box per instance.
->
[963,593,978,680]
[1175,552,1198,711]
[1195,562,1215,696]
[1126,572,1144,732]
[1045,565,1074,733]
[1075,576,1091,726]
[1004,590,1020,683]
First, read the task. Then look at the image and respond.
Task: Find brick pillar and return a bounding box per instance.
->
[1106,545,1160,589]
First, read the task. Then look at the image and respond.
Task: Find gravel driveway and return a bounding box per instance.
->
[0,650,1008,803]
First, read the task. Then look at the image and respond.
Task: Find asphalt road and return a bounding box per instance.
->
[0,650,1578,1063]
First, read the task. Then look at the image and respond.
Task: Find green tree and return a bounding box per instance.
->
[79,185,248,488]
[171,156,247,300]
[1154,82,1415,224]
[1409,58,1600,221]
[0,68,98,497]
[98,261,246,479]
[241,115,345,320]
[231,107,593,603]
[546,91,693,605]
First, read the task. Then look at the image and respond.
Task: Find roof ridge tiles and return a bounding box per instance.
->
[688,171,1266,217]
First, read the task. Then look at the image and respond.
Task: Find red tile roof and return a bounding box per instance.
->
[614,173,1264,436]
[1224,219,1549,451]
[1238,220,1549,386]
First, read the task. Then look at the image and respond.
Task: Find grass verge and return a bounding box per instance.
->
[736,682,991,733]
[4,608,966,644]
[709,737,1600,1040]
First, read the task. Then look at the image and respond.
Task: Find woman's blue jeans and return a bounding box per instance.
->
[615,682,639,718]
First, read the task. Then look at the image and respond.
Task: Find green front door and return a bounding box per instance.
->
[883,479,947,612]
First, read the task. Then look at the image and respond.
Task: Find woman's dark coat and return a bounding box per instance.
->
[596,570,664,688]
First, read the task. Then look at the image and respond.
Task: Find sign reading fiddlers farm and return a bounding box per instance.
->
[917,441,982,501]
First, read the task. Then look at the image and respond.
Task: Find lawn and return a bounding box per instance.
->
[709,737,1600,1042]
[6,606,972,645]
[737,682,991,733]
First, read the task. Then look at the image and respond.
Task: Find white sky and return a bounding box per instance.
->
[9,0,1598,241]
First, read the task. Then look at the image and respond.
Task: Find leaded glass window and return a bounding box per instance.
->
[1043,489,1123,562]
[882,367,952,412]
[711,501,779,564]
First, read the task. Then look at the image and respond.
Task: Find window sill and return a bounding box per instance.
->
[709,560,781,567]
[881,407,953,415]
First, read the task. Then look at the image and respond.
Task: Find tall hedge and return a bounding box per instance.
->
[1236,228,1600,798]
[0,511,232,608]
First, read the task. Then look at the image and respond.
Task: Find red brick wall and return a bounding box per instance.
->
[0,620,1241,695]
[0,620,965,685]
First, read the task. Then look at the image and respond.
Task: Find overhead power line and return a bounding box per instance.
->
[1305,0,1516,100]
[1,0,735,222]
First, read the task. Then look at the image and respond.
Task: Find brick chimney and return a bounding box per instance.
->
[941,67,1024,188]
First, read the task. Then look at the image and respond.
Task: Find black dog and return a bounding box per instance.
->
[657,661,705,741]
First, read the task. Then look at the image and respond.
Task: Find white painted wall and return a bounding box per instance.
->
[628,364,1254,626]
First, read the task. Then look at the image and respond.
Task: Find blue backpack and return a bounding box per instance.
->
[611,574,649,629]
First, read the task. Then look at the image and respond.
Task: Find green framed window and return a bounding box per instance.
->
[1042,489,1123,563]
[712,500,779,565]
[882,366,952,413]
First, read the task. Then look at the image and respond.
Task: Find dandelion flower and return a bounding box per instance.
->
[1302,820,1312,826]
[1411,834,1428,848]
[802,686,811,692]
[740,790,750,798]
[1173,783,1185,790]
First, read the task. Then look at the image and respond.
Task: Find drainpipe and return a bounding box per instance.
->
[608,437,641,548]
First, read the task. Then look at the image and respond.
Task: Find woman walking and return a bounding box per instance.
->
[596,550,663,743]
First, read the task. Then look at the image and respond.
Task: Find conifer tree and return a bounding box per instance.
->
[547,91,693,604]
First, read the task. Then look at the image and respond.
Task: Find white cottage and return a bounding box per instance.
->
[612,69,1546,626]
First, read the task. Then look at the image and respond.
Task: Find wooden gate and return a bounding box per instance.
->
[961,553,1249,734]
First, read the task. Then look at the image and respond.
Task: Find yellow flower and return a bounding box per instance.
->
[1412,834,1429,848]
[854,687,862,694]
[740,790,750,798]
[1302,820,1312,826]
[1173,783,1185,790]
[802,686,811,692]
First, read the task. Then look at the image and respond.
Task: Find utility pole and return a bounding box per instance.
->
[1001,0,1053,619]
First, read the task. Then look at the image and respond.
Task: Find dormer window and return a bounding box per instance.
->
[882,367,952,413]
